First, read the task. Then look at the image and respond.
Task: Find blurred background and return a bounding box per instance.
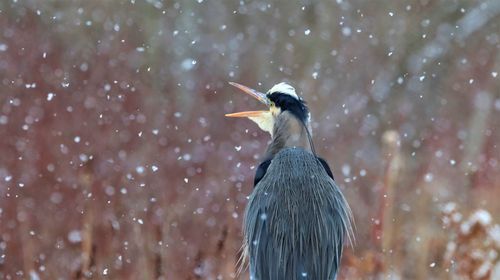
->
[1,0,499,279]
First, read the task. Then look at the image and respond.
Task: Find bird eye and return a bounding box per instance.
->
[270,102,276,108]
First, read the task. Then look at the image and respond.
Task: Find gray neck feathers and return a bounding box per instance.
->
[265,111,311,157]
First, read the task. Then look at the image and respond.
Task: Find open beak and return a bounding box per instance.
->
[225,82,274,135]
[225,82,270,118]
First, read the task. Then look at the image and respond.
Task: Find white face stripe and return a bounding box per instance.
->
[267,82,300,100]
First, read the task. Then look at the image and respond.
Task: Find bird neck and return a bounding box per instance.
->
[265,111,311,157]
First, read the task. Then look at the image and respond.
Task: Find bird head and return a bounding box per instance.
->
[226,82,310,136]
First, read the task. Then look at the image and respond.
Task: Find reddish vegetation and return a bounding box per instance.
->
[1,1,499,279]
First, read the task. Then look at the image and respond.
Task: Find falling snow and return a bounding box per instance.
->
[46,92,55,101]
[0,1,499,279]
[67,230,82,243]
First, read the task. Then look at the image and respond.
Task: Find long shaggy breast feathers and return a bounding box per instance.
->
[242,148,354,280]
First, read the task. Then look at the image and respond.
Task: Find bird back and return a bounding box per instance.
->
[243,147,353,280]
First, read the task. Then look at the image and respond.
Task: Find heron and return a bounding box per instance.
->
[226,82,354,280]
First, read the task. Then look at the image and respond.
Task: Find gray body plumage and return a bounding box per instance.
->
[243,147,353,280]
